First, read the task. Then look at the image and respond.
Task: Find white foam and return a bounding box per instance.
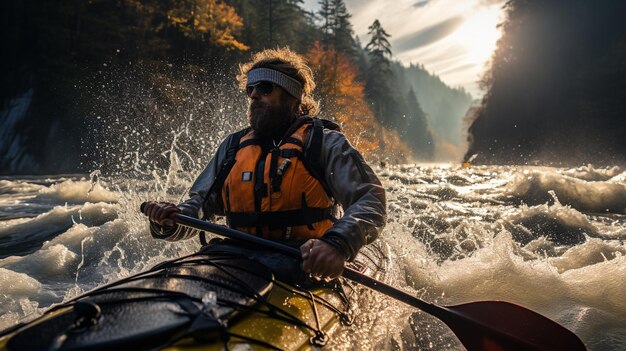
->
[561,253,626,317]
[380,166,626,349]
[549,238,626,273]
[0,179,45,195]
[62,217,198,292]
[562,164,622,181]
[2,165,625,349]
[36,179,119,203]
[407,231,626,335]
[4,244,80,280]
[0,268,49,325]
[505,198,599,236]
[506,170,626,213]
[42,223,97,253]
[0,203,118,246]
[609,171,626,183]
[0,268,42,296]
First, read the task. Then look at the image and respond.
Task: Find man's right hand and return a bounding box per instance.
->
[141,201,180,227]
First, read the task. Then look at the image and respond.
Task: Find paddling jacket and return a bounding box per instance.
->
[150,117,386,260]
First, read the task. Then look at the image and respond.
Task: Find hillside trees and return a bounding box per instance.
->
[308,42,378,154]
[361,19,435,159]
[405,87,433,159]
[465,0,626,165]
[1,0,455,173]
[231,0,319,52]
[307,42,412,161]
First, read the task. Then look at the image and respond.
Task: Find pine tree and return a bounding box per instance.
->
[365,19,392,64]
[330,0,356,55]
[317,0,333,48]
[317,0,356,55]
[364,19,393,125]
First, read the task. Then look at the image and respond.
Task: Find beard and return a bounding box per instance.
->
[248,99,295,138]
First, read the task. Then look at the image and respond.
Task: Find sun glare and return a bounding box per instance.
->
[450,5,503,65]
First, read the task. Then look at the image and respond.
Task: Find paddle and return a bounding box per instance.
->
[140,204,587,351]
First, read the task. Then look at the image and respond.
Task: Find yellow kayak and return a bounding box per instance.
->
[0,241,388,351]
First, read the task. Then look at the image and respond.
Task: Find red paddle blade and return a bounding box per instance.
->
[441,301,587,351]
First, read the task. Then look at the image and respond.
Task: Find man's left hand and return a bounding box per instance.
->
[300,239,346,281]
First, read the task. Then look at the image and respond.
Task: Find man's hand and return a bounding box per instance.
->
[300,239,347,281]
[141,201,180,227]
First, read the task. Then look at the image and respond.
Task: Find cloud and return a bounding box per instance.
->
[413,0,431,8]
[304,0,506,97]
[438,62,477,76]
[394,16,464,53]
[478,0,505,5]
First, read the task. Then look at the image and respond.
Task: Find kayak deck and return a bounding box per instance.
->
[0,241,388,351]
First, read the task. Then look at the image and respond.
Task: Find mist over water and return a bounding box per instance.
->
[1,66,625,350]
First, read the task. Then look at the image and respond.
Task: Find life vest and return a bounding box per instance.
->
[215,117,340,240]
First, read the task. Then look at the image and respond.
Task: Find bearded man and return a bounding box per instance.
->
[142,48,386,282]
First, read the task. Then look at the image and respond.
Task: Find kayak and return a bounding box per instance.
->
[0,240,389,351]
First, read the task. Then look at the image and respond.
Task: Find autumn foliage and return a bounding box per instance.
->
[167,0,249,51]
[307,42,410,162]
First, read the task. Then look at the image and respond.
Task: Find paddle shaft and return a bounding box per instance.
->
[172,212,446,316]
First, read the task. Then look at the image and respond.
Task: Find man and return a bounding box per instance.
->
[142,47,386,282]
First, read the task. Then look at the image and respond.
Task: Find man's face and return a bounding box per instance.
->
[247,81,296,138]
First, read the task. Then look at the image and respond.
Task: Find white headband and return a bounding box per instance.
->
[247,68,303,100]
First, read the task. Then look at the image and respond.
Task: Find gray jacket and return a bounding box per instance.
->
[150,124,386,260]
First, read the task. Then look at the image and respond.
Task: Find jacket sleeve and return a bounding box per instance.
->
[149,134,232,241]
[317,130,387,261]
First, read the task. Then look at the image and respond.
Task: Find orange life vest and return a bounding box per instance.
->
[220,118,337,240]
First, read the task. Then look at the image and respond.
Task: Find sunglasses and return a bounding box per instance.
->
[246,81,275,97]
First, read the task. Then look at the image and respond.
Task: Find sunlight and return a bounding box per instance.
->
[450,5,503,65]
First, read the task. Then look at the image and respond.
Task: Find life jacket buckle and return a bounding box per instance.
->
[284,227,292,239]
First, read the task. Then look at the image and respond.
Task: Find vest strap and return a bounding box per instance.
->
[203,128,248,214]
[269,148,280,193]
[238,138,261,149]
[282,136,304,147]
[280,148,302,159]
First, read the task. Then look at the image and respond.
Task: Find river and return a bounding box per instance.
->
[1,163,625,350]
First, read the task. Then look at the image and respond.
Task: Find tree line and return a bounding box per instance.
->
[1,0,451,174]
[465,0,626,166]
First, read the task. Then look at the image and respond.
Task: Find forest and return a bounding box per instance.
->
[466,0,626,165]
[0,0,471,175]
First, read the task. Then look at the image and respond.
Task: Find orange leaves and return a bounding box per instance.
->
[167,0,249,51]
[308,42,377,155]
[308,42,362,111]
[307,42,410,162]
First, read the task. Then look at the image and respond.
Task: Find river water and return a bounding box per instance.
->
[0,163,625,350]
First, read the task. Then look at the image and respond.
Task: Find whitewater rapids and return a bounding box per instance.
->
[0,164,624,350]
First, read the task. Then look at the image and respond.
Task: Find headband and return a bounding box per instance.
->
[247,68,303,100]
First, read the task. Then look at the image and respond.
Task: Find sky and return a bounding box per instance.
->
[303,0,507,98]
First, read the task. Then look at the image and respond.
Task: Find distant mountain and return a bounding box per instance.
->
[391,62,473,160]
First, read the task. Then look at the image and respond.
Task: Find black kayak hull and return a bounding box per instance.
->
[0,241,389,351]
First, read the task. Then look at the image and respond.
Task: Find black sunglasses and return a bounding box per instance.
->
[246,81,275,97]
